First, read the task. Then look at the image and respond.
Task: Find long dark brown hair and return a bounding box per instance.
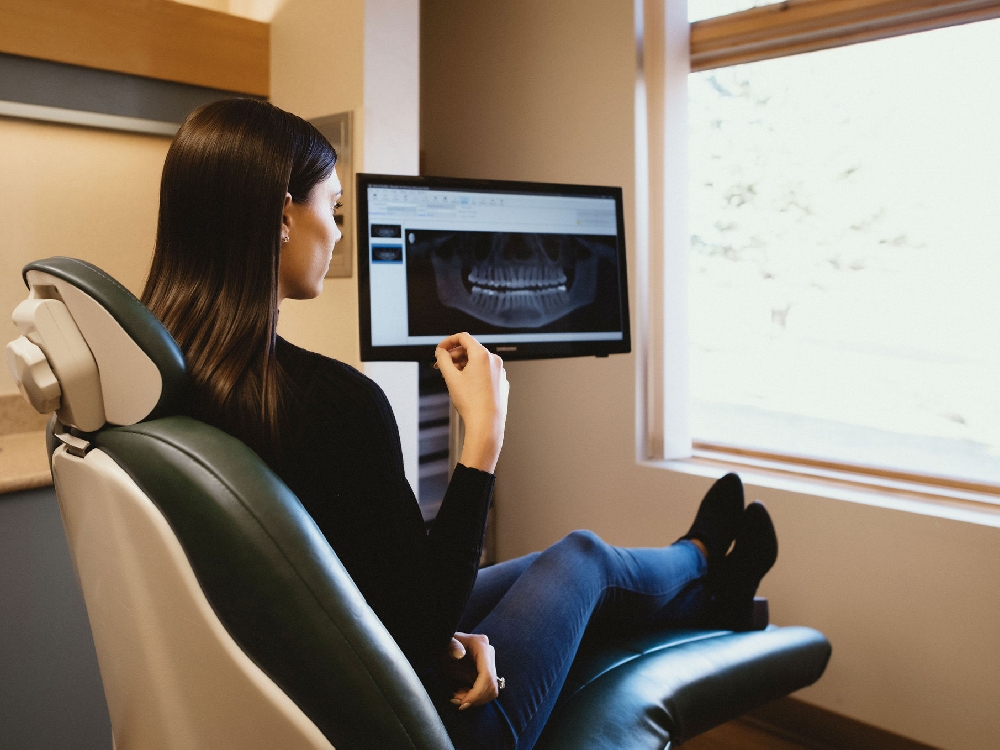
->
[142,98,337,461]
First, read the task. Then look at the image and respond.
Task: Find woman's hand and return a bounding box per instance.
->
[435,332,508,473]
[444,632,500,710]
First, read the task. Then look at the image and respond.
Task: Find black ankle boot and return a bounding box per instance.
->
[701,501,778,631]
[678,473,744,575]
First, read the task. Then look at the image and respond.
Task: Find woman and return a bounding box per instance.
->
[142,98,777,750]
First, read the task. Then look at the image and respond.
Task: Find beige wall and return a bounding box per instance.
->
[421,2,1000,749]
[0,0,362,393]
[0,118,170,395]
[359,0,422,489]
[0,0,389,405]
[0,0,366,394]
[271,0,365,369]
[273,0,422,489]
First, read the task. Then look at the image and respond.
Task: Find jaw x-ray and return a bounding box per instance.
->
[405,230,622,335]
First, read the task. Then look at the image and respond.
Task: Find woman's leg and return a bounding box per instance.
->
[457,553,541,633]
[443,531,707,750]
[701,501,778,631]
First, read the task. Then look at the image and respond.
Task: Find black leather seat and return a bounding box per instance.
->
[7,257,830,749]
[538,625,829,748]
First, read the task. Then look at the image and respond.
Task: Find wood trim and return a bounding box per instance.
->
[693,440,1000,505]
[744,697,939,750]
[0,0,268,96]
[690,0,1000,71]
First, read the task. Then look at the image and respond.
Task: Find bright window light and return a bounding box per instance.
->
[688,20,1000,486]
[689,0,779,22]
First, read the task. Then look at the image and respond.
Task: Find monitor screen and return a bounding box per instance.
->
[356,173,631,362]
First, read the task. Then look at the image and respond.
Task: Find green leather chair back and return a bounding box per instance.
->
[8,258,455,750]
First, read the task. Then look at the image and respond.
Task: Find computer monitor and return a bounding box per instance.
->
[356,173,631,362]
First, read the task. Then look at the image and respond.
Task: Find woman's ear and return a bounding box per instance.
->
[281,192,294,238]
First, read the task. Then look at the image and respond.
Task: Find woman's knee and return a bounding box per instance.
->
[553,530,614,567]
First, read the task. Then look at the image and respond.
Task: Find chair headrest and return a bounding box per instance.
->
[6,257,187,431]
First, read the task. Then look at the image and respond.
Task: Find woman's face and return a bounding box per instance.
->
[278,169,343,302]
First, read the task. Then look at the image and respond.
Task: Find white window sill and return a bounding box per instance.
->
[640,453,1000,530]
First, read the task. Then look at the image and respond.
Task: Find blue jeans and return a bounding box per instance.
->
[430,531,706,750]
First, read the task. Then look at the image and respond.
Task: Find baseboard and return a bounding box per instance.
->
[742,697,939,750]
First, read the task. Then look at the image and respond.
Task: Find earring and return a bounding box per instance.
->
[281,235,289,244]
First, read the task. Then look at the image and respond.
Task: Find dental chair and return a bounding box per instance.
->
[7,257,830,750]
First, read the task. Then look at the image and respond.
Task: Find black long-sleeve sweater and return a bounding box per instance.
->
[273,337,495,672]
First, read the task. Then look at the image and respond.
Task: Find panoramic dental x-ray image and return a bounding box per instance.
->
[405,230,623,335]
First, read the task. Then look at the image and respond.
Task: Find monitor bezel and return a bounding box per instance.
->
[356,172,631,362]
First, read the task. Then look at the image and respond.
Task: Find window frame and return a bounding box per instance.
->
[635,0,1000,503]
[690,0,1000,72]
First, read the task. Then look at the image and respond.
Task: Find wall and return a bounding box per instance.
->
[0,0,370,395]
[420,2,1000,749]
[271,0,366,370]
[1,0,409,403]
[359,0,421,489]
[1,2,417,463]
[272,0,422,490]
[271,0,419,368]
[0,117,170,395]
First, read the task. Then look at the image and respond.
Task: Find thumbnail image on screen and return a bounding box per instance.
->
[405,229,622,335]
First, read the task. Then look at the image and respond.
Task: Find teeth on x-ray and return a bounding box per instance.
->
[470,285,573,320]
[468,265,569,290]
[425,232,610,328]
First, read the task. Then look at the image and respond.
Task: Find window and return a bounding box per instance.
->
[690,18,1000,490]
[689,0,779,22]
[637,0,1000,497]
